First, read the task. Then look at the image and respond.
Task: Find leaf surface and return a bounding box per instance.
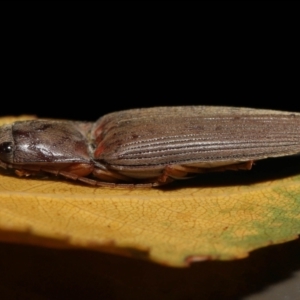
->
[0,116,300,267]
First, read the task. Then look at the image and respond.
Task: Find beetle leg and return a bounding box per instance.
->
[25,163,94,184]
[156,161,254,183]
[164,161,253,174]
[95,181,158,188]
[39,165,152,187]
[0,160,8,169]
[93,168,134,182]
[15,169,39,177]
[59,163,94,177]
[45,170,158,188]
[37,163,93,177]
[156,166,183,183]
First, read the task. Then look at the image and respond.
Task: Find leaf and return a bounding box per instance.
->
[0,116,300,267]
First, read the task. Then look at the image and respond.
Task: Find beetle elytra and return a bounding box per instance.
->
[1,106,300,187]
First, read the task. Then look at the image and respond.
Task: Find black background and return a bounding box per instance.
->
[1,1,300,299]
[2,1,299,121]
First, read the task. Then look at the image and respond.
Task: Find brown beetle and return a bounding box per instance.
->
[1,106,300,187]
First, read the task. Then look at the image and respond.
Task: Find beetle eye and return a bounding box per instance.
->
[0,142,14,154]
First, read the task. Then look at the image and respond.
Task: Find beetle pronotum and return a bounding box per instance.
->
[0,106,300,187]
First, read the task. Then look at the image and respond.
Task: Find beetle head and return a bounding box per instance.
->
[0,124,15,164]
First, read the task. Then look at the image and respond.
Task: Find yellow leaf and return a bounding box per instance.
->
[0,116,300,267]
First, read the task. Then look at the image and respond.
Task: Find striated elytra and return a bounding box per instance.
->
[0,106,300,187]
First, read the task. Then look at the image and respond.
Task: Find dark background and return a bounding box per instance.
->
[2,1,299,121]
[1,1,300,299]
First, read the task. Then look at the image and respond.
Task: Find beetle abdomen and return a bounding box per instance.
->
[93,112,300,171]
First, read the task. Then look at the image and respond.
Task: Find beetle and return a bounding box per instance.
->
[0,106,300,187]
